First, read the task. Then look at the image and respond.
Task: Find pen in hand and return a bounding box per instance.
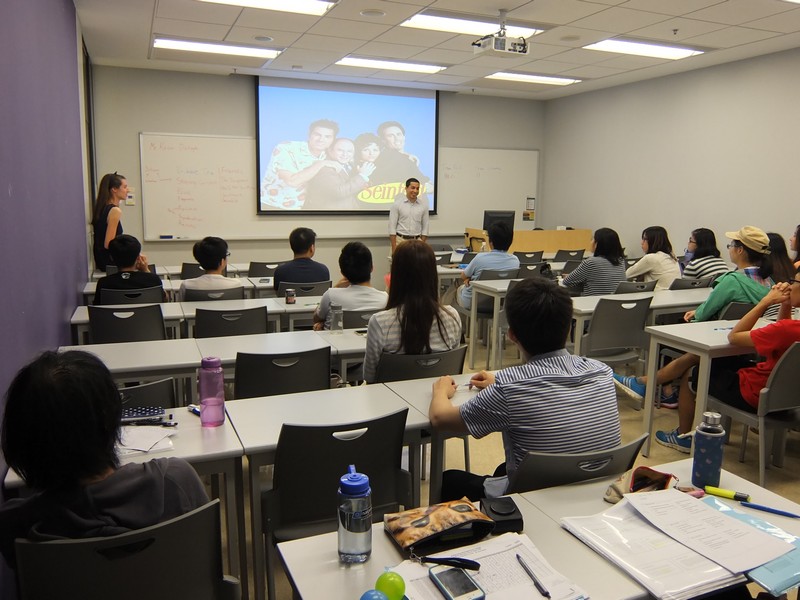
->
[516,553,551,598]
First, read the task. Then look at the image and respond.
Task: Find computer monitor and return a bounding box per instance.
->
[483,210,515,232]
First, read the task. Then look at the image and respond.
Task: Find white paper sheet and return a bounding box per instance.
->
[118,425,175,455]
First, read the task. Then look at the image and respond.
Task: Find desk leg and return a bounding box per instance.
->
[468,295,477,369]
[490,292,501,370]
[407,432,421,507]
[428,431,446,504]
[248,457,267,600]
[641,336,660,457]
[691,354,712,458]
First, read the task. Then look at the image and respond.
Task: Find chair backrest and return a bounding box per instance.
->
[434,253,449,265]
[759,342,800,416]
[119,378,177,409]
[276,280,332,297]
[88,304,166,344]
[514,251,544,264]
[15,500,238,600]
[429,243,452,252]
[180,262,205,280]
[624,257,640,269]
[248,261,286,277]
[581,295,653,355]
[669,277,713,290]
[518,262,547,279]
[561,259,583,275]
[234,347,332,399]
[615,280,657,294]
[719,302,755,320]
[506,434,648,493]
[105,265,119,275]
[478,268,520,282]
[554,249,585,262]
[460,252,477,264]
[148,264,158,275]
[374,345,467,383]
[183,286,245,301]
[266,409,411,534]
[195,306,268,338]
[99,285,164,305]
[342,309,380,329]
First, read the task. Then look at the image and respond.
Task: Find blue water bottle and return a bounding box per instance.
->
[338,465,372,563]
[692,412,725,488]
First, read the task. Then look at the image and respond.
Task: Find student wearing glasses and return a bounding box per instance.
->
[682,228,730,281]
[655,272,800,453]
[179,236,242,300]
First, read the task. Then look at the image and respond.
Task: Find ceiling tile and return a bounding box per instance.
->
[745,8,800,34]
[532,25,617,47]
[293,34,367,53]
[628,16,727,42]
[684,25,781,48]
[375,26,459,46]
[551,47,620,65]
[325,0,421,24]
[440,64,500,77]
[411,47,475,63]
[616,0,726,17]
[418,72,477,85]
[559,63,628,78]
[156,0,240,24]
[319,64,380,77]
[224,26,302,47]
[591,54,670,68]
[571,6,672,32]
[152,17,231,41]
[688,0,795,26]
[308,16,393,39]
[354,41,429,59]
[466,53,543,68]
[434,33,491,52]
[236,8,320,32]
[368,70,430,81]
[509,0,610,25]
[511,58,584,74]
[151,46,269,68]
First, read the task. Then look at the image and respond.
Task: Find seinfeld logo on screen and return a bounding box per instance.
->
[357,182,404,203]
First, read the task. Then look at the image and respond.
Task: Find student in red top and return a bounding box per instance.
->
[656,269,800,453]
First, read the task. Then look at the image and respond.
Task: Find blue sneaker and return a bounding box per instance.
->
[655,428,692,453]
[613,373,646,400]
[659,388,679,409]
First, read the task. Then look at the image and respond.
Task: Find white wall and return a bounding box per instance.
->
[91,67,544,277]
[541,46,800,258]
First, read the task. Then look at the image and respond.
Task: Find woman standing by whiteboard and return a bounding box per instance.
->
[91,173,127,271]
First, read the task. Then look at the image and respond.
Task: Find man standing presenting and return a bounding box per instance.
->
[389,178,428,253]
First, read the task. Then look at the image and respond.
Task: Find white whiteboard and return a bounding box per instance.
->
[436,148,539,229]
[140,133,258,240]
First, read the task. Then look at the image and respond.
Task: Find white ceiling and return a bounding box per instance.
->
[76,0,800,100]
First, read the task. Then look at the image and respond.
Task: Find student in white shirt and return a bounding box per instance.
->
[625,225,681,290]
[179,236,242,300]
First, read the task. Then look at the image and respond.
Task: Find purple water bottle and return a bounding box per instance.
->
[198,356,225,427]
[692,412,725,488]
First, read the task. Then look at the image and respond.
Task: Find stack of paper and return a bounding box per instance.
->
[561,489,794,600]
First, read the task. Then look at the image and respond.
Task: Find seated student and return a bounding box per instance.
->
[682,228,730,281]
[429,277,622,501]
[456,222,519,310]
[616,226,774,407]
[561,227,626,296]
[313,241,387,330]
[273,227,330,292]
[93,234,165,304]
[0,350,208,570]
[179,236,242,300]
[791,224,800,269]
[655,273,800,453]
[363,240,461,384]
[625,225,681,290]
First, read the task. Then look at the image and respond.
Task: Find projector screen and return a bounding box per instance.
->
[257,79,437,214]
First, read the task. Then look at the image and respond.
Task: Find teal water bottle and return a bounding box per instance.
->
[692,412,725,488]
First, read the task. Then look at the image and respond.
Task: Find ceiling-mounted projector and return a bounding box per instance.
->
[472,34,530,57]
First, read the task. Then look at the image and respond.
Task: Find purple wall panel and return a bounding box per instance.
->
[0,0,85,396]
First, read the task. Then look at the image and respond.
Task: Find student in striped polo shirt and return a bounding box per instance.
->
[429,277,622,501]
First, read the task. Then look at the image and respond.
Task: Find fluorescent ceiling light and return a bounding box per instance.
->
[196,0,334,16]
[336,57,444,74]
[402,14,540,38]
[487,72,580,86]
[584,39,703,60]
[154,38,280,59]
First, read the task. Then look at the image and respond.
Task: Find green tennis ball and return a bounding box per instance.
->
[375,571,405,600]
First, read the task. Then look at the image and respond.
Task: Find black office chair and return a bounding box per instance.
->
[262,409,411,600]
[560,259,583,275]
[719,302,756,320]
[554,249,585,262]
[580,295,653,370]
[99,286,164,305]
[342,309,381,329]
[669,277,713,290]
[248,261,286,277]
[514,251,544,264]
[233,347,332,399]
[183,287,245,301]
[195,306,268,338]
[518,262,547,279]
[507,434,648,493]
[276,281,332,297]
[615,280,657,294]
[459,252,477,264]
[15,500,240,600]
[428,243,453,252]
[88,305,166,344]
[179,262,205,280]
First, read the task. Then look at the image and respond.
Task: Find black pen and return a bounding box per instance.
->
[516,553,551,598]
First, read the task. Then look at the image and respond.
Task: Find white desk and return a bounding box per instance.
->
[640,320,763,457]
[281,295,323,330]
[195,331,331,369]
[468,279,513,370]
[180,298,284,336]
[70,302,185,344]
[247,276,275,298]
[383,373,476,504]
[225,386,429,600]
[314,329,368,374]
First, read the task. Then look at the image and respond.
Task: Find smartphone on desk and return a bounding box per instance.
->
[429,565,485,600]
